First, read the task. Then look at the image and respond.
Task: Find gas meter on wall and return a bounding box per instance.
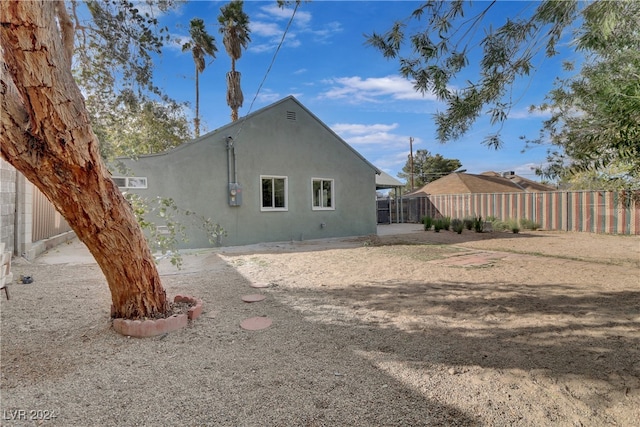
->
[229,183,242,206]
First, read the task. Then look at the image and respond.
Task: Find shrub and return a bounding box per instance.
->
[422,216,433,231]
[491,218,509,232]
[451,218,464,234]
[433,219,443,232]
[463,218,474,230]
[473,215,483,233]
[442,216,451,231]
[126,194,226,269]
[519,218,541,230]
[508,219,520,234]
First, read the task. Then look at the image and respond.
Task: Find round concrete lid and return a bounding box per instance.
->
[240,317,272,331]
[250,282,270,288]
[241,294,266,303]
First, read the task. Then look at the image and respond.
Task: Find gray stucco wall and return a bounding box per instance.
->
[117,98,378,248]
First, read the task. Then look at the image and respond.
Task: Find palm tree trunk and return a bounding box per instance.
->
[226,70,243,122]
[194,66,201,137]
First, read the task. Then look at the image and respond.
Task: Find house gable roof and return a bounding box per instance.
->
[273,96,380,174]
[130,96,380,175]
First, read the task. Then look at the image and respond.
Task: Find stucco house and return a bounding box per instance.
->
[113,96,380,248]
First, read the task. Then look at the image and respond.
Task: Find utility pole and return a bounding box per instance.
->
[409,137,414,191]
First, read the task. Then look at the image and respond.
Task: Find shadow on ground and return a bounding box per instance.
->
[1,255,482,426]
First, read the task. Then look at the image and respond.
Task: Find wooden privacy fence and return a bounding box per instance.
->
[32,186,73,242]
[393,190,639,235]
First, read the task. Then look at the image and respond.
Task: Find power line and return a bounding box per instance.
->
[231,2,299,140]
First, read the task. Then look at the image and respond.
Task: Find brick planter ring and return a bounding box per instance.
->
[112,295,204,338]
[174,294,204,320]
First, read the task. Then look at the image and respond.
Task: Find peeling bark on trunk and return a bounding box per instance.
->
[0,0,168,319]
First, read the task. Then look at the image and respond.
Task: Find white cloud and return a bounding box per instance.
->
[306,21,343,43]
[373,151,412,172]
[292,11,312,28]
[348,132,404,146]
[257,4,312,27]
[249,90,304,109]
[250,21,283,38]
[249,4,338,53]
[508,107,553,120]
[255,90,282,104]
[331,122,420,150]
[283,35,301,48]
[165,33,190,51]
[132,1,172,19]
[249,42,277,54]
[513,162,543,177]
[249,20,301,52]
[320,75,437,103]
[332,123,399,135]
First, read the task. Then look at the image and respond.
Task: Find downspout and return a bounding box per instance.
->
[226,136,235,184]
[226,135,239,243]
[232,145,237,184]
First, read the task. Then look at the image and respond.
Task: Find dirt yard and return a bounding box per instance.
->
[1,227,639,426]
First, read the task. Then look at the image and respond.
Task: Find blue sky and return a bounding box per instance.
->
[149,1,577,183]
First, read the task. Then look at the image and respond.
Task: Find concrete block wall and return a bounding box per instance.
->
[0,158,16,254]
[0,160,75,259]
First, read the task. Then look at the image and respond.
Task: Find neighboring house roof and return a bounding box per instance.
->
[407,171,555,196]
[479,171,557,192]
[376,171,404,189]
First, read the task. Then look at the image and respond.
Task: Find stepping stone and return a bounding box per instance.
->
[240,317,272,331]
[250,282,270,288]
[242,294,266,303]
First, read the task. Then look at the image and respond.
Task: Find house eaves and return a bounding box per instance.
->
[376,170,404,189]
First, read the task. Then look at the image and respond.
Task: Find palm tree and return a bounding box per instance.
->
[182,18,217,137]
[218,1,251,122]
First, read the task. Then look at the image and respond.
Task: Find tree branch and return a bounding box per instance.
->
[55,0,74,66]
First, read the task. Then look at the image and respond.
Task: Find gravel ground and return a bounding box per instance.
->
[1,227,639,426]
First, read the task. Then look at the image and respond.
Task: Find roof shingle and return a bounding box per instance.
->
[407,172,555,196]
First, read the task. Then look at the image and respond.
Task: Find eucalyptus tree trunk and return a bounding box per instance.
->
[0,0,169,319]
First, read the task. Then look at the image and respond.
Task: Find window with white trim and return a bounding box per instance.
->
[113,176,148,189]
[261,176,288,211]
[312,178,334,210]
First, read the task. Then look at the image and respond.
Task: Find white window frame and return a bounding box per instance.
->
[312,178,335,210]
[260,175,288,211]
[113,176,148,189]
